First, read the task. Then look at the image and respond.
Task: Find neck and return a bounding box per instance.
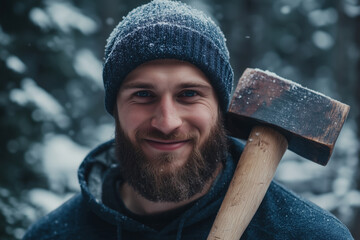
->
[119,163,223,215]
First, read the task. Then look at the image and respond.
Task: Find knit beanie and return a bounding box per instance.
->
[103,0,234,115]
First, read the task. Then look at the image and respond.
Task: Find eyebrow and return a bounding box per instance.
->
[177,82,212,90]
[121,82,155,90]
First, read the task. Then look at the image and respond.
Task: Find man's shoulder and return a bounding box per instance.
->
[23,194,85,240]
[247,181,354,239]
[23,193,115,240]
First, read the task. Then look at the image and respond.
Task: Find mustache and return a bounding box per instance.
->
[135,128,199,142]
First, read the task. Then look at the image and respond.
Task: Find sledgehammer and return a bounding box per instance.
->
[207,68,350,240]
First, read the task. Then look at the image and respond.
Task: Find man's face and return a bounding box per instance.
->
[115,59,227,202]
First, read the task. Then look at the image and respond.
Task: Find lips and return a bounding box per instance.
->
[144,139,189,151]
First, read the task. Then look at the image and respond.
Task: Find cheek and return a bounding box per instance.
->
[117,106,151,138]
[187,106,218,140]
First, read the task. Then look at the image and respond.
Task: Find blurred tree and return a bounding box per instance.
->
[350,2,360,239]
[0,0,105,239]
[0,1,49,239]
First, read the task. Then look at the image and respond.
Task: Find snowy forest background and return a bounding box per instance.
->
[1,0,359,239]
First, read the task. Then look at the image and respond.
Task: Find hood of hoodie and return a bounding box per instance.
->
[78,137,243,239]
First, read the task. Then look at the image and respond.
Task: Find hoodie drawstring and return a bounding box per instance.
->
[117,219,122,240]
[175,218,185,240]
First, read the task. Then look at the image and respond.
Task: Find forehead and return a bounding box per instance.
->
[122,59,212,87]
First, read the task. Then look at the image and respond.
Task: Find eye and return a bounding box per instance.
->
[179,90,198,98]
[135,90,153,98]
[131,90,155,103]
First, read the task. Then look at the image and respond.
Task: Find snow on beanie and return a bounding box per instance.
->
[103,0,234,115]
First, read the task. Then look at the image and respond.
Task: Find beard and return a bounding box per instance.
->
[114,114,228,202]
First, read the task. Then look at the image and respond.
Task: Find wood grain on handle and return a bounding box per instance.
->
[207,126,288,240]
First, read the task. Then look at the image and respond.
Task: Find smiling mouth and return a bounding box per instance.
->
[144,139,190,151]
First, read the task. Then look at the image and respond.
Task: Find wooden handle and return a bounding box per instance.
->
[207,126,288,240]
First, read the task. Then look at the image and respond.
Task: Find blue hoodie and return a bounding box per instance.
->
[23,138,354,240]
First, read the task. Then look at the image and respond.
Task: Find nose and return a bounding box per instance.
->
[151,95,182,135]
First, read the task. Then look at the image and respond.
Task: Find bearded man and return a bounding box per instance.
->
[23,1,353,239]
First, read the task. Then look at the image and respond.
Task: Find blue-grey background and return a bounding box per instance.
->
[0,0,359,239]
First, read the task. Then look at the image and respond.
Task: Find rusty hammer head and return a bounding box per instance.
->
[226,68,350,166]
